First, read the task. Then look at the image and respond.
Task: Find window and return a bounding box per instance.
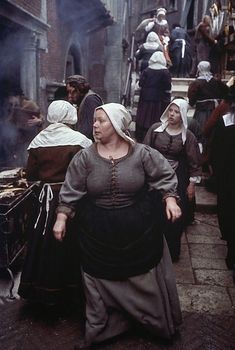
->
[169,0,177,11]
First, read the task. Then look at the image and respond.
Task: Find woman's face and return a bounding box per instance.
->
[93,109,116,143]
[167,103,182,127]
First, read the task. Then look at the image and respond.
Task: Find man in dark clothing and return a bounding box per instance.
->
[210,87,235,281]
[66,75,103,140]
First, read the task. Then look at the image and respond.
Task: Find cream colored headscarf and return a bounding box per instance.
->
[143,31,162,50]
[28,100,92,149]
[95,103,135,144]
[46,100,78,124]
[197,61,213,82]
[154,99,189,144]
[148,51,167,70]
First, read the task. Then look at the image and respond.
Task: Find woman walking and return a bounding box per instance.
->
[144,98,201,261]
[53,103,182,349]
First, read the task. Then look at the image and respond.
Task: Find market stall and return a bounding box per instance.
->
[0,168,39,298]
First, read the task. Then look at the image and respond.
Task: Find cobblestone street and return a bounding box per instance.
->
[0,187,235,350]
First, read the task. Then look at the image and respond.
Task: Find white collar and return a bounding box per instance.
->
[28,123,92,149]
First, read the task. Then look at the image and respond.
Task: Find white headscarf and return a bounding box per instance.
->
[46,100,77,124]
[148,51,167,70]
[154,99,189,144]
[197,61,213,82]
[28,100,92,149]
[143,31,162,50]
[156,7,168,25]
[96,103,135,144]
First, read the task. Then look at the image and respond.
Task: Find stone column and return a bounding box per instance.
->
[21,31,39,102]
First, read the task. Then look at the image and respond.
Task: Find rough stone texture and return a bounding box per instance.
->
[187,231,226,244]
[194,212,219,227]
[195,186,217,213]
[0,299,234,350]
[174,263,195,284]
[191,257,227,270]
[195,270,235,287]
[186,221,222,237]
[228,288,235,308]
[189,243,227,259]
[176,284,234,315]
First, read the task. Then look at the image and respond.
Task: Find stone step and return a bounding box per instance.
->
[171,77,194,86]
[171,84,188,92]
[195,185,217,214]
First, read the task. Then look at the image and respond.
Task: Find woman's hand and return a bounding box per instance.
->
[53,213,68,242]
[165,196,182,222]
[187,182,195,201]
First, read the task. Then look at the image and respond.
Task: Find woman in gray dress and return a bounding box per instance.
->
[144,99,202,261]
[53,103,182,349]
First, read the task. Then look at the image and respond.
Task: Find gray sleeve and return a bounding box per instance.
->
[57,150,88,217]
[185,131,202,177]
[141,145,179,199]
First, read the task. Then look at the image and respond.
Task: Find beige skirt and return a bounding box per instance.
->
[82,239,182,346]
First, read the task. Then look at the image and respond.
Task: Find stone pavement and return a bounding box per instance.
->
[0,185,234,350]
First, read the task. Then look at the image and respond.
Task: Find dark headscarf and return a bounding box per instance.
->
[65,75,90,94]
[66,75,87,85]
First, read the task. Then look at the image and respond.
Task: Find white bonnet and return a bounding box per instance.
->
[96,103,135,144]
[149,51,167,70]
[47,100,78,125]
[146,31,160,43]
[155,99,189,144]
[157,7,167,16]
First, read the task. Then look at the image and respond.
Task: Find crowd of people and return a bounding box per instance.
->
[134,9,235,287]
[135,8,225,78]
[0,5,233,350]
[17,95,184,349]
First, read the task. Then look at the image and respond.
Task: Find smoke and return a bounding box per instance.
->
[0,30,23,98]
[0,120,18,168]
[0,20,26,167]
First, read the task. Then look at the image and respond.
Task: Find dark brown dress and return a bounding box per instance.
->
[18,145,84,306]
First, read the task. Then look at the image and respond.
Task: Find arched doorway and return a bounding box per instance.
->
[65,45,82,78]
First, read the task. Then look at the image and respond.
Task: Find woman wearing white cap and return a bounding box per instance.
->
[53,102,182,349]
[144,98,202,261]
[135,31,163,73]
[136,51,171,142]
[18,100,92,306]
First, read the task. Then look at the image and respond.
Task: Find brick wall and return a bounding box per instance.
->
[40,0,65,83]
[11,0,41,17]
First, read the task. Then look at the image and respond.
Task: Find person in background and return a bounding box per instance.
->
[144,99,201,262]
[135,31,163,74]
[0,93,18,167]
[194,15,217,67]
[53,85,68,101]
[203,78,235,192]
[145,7,172,67]
[53,102,182,349]
[6,88,44,167]
[209,90,235,283]
[135,51,171,142]
[66,75,103,140]
[169,24,192,78]
[187,60,228,164]
[18,100,92,307]
[204,76,235,139]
